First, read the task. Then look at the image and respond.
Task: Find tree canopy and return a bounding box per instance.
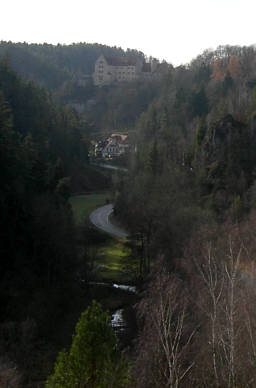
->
[46,301,130,388]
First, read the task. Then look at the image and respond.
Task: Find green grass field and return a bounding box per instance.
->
[70,192,111,224]
[96,240,138,284]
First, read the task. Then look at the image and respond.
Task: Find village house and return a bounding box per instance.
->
[95,134,130,158]
[93,54,159,86]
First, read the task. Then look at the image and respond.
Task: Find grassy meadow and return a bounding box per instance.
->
[70,192,111,224]
[96,240,138,284]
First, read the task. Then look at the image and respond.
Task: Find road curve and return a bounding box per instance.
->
[89,204,129,238]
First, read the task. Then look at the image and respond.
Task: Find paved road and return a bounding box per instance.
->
[89,204,129,238]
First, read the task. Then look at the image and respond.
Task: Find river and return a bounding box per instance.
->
[88,281,138,348]
[110,283,137,347]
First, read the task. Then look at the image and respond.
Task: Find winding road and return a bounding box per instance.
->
[89,204,129,238]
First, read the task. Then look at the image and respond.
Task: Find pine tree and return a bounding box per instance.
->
[45,301,130,388]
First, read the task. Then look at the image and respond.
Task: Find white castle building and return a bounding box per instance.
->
[93,54,160,86]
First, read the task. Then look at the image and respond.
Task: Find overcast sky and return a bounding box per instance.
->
[1,0,256,66]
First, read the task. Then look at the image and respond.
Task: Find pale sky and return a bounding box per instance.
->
[1,0,256,66]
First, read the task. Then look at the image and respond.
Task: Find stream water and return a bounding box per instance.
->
[111,309,126,331]
[110,284,137,348]
[88,282,137,347]
[113,283,136,293]
[111,283,136,330]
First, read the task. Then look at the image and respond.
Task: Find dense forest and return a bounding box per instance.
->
[0,41,145,85]
[0,54,112,386]
[2,41,256,387]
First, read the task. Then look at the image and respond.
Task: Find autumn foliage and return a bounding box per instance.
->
[211,55,241,80]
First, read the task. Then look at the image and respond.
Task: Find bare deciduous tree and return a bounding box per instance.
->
[194,235,254,388]
[195,244,224,387]
[219,240,242,388]
[152,280,195,387]
[134,270,195,388]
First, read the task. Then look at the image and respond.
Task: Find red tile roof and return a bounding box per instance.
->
[111,134,128,142]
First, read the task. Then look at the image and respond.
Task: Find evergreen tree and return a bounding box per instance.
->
[46,301,130,388]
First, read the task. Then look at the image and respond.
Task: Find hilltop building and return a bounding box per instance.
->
[93,54,160,86]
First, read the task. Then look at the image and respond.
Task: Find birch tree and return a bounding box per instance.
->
[195,244,224,387]
[134,271,195,388]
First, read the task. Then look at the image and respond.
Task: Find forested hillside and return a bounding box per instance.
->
[0,42,162,132]
[114,44,256,387]
[0,57,114,385]
[0,41,145,87]
[116,45,256,237]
